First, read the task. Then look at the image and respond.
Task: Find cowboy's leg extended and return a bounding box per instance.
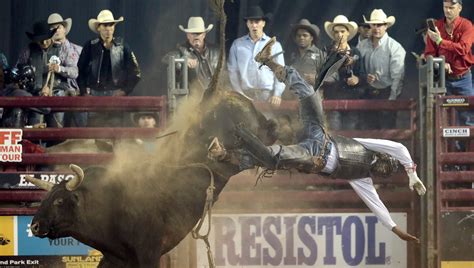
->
[254,37,325,127]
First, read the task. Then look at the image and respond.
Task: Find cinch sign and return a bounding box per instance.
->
[0,129,22,162]
[197,213,407,268]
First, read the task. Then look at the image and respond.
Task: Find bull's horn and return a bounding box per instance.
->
[24,175,54,191]
[66,164,84,191]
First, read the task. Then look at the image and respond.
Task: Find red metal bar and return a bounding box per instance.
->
[441,207,474,212]
[0,190,46,202]
[0,207,39,215]
[439,171,474,183]
[439,152,474,164]
[256,99,416,111]
[440,189,474,202]
[21,153,113,165]
[228,173,408,188]
[0,96,166,110]
[333,130,414,140]
[217,190,413,206]
[22,128,164,140]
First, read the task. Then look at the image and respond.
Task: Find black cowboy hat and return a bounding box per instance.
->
[131,111,159,126]
[291,19,320,42]
[26,20,57,42]
[243,6,272,21]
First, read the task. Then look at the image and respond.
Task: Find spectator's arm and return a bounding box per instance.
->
[0,53,8,69]
[272,42,285,97]
[389,43,406,100]
[77,42,90,95]
[16,47,30,67]
[227,41,243,94]
[123,44,141,95]
[58,43,82,79]
[438,23,474,56]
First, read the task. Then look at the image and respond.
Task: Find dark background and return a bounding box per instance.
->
[0,0,472,98]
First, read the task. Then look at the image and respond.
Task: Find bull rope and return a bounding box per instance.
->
[189,163,216,268]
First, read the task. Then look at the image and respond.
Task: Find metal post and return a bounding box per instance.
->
[167,56,190,117]
[420,56,445,268]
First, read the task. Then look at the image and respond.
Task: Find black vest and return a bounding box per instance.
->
[88,38,125,89]
[330,135,376,180]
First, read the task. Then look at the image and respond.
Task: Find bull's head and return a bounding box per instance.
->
[25,164,84,239]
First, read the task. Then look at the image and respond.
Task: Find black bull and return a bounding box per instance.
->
[26,92,278,267]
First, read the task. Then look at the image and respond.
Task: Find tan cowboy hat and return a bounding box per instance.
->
[47,13,72,35]
[324,15,358,41]
[364,9,396,28]
[179,17,213,33]
[88,10,124,33]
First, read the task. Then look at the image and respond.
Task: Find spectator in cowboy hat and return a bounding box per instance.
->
[77,9,141,127]
[47,13,86,127]
[355,18,371,46]
[227,5,285,106]
[322,15,366,130]
[132,111,159,129]
[16,21,57,127]
[162,16,219,93]
[286,19,325,92]
[357,9,406,130]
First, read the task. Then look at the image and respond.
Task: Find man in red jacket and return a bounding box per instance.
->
[424,0,474,126]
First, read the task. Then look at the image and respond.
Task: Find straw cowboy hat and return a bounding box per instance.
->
[88,10,124,33]
[26,20,57,42]
[364,9,396,28]
[179,17,213,33]
[324,15,358,41]
[291,19,320,43]
[47,13,72,35]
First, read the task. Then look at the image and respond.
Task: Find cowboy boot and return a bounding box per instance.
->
[254,37,287,82]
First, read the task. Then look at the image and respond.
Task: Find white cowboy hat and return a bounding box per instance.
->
[88,10,124,34]
[47,13,72,35]
[179,17,213,33]
[324,15,358,41]
[364,9,396,28]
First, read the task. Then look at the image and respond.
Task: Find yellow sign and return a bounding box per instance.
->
[442,261,474,268]
[0,216,15,256]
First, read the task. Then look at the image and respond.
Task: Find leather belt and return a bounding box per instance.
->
[447,71,470,81]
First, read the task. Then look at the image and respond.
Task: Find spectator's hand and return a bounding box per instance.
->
[269,96,281,107]
[112,90,126,96]
[187,58,198,69]
[445,63,453,74]
[427,27,441,43]
[367,74,377,84]
[48,63,60,73]
[346,75,359,86]
[392,226,420,243]
[303,73,316,86]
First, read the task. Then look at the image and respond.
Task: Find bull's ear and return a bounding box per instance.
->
[72,192,81,206]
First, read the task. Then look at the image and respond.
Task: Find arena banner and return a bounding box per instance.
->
[0,173,73,189]
[196,213,407,268]
[0,129,22,163]
[0,216,95,256]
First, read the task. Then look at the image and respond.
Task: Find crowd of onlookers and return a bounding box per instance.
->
[0,0,472,134]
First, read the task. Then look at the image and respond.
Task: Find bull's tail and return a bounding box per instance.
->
[203,0,226,99]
